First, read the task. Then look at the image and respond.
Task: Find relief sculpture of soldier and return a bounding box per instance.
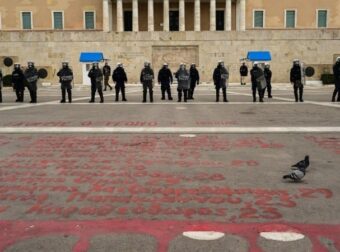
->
[57,62,73,103]
[11,63,25,103]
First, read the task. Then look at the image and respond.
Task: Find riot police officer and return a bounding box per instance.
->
[12,63,25,102]
[332,57,340,102]
[112,63,128,102]
[0,69,2,103]
[290,59,304,102]
[103,61,113,91]
[213,61,229,102]
[158,63,173,101]
[175,63,190,102]
[250,62,266,102]
[188,63,199,100]
[264,63,273,98]
[240,62,248,85]
[24,61,39,103]
[57,62,73,103]
[140,62,154,103]
[88,62,104,103]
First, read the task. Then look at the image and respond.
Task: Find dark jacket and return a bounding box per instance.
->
[290,65,302,83]
[103,65,111,77]
[190,67,200,85]
[240,65,248,76]
[0,71,2,90]
[250,66,264,85]
[158,67,173,86]
[175,68,190,89]
[12,68,25,90]
[88,68,103,85]
[24,67,39,91]
[213,66,229,88]
[112,66,127,85]
[140,67,154,85]
[57,67,73,84]
[264,68,272,84]
[333,62,340,87]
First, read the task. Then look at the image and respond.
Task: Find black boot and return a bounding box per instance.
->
[184,90,188,102]
[299,88,304,102]
[178,90,182,102]
[89,91,95,103]
[143,90,147,103]
[223,88,228,102]
[60,89,66,103]
[216,89,220,102]
[168,88,173,100]
[294,88,298,102]
[67,89,72,103]
[115,89,119,102]
[252,89,257,102]
[150,90,154,103]
[99,89,104,103]
[0,90,2,103]
[332,89,337,102]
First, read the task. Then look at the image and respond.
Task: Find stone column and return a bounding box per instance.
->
[148,0,154,31]
[116,0,123,32]
[210,0,216,31]
[163,0,169,31]
[103,0,110,32]
[194,0,200,31]
[179,0,185,31]
[133,0,139,32]
[225,0,231,31]
[239,0,246,31]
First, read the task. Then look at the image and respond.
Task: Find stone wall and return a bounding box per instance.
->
[0,30,339,84]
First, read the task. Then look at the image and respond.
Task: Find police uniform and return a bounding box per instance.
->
[158,64,173,100]
[332,58,340,102]
[24,62,39,103]
[188,64,200,100]
[140,62,154,103]
[250,63,266,102]
[112,64,128,102]
[264,64,273,98]
[213,62,229,102]
[88,63,104,103]
[0,70,2,103]
[240,63,248,85]
[12,64,25,102]
[175,64,190,102]
[290,60,304,102]
[57,62,73,103]
[103,62,113,91]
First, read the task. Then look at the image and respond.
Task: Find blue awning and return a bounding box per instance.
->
[79,52,104,63]
[247,51,272,61]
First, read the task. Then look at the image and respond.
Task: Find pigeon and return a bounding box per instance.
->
[283,167,306,182]
[291,155,309,171]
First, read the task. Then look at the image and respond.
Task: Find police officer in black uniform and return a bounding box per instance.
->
[188,63,199,100]
[158,63,173,101]
[88,62,104,103]
[240,62,248,85]
[112,63,128,102]
[140,62,154,103]
[332,57,340,102]
[0,69,2,103]
[290,59,304,102]
[103,61,113,91]
[213,61,229,102]
[175,63,190,102]
[24,61,39,103]
[264,63,273,98]
[57,62,73,103]
[12,63,25,102]
[250,62,265,102]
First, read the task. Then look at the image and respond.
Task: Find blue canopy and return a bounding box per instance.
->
[247,51,272,61]
[79,52,104,63]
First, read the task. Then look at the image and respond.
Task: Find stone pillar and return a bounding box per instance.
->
[236,0,240,30]
[163,0,169,31]
[239,0,246,31]
[133,0,139,32]
[103,0,110,32]
[210,0,216,31]
[179,0,185,31]
[116,0,123,32]
[194,0,200,31]
[148,0,154,31]
[225,0,231,31]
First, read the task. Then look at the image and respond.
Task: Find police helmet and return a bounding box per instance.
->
[62,62,69,68]
[336,57,340,63]
[14,63,21,69]
[27,61,34,68]
[144,61,150,67]
[253,61,259,67]
[265,63,270,68]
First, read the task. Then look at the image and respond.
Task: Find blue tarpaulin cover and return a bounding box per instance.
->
[79,52,104,63]
[247,51,272,61]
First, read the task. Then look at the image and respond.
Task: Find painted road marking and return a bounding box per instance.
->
[260,232,305,242]
[1,126,340,134]
[180,134,197,138]
[182,231,225,241]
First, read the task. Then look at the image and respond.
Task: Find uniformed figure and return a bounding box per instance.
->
[158,63,173,100]
[112,63,128,102]
[24,61,39,103]
[0,69,2,103]
[250,62,266,102]
[103,61,113,91]
[140,62,154,103]
[213,61,229,102]
[188,63,200,100]
[264,63,273,98]
[332,57,340,102]
[12,63,25,102]
[88,62,104,103]
[290,59,304,102]
[175,63,190,102]
[57,62,73,103]
[240,62,248,85]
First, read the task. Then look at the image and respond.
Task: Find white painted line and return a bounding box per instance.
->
[260,232,305,242]
[180,134,197,138]
[183,231,225,241]
[1,127,340,134]
[176,106,187,110]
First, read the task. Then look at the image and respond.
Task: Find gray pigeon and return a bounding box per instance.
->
[291,155,309,171]
[283,167,306,182]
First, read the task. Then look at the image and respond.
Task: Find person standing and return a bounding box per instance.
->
[12,63,25,102]
[332,57,340,102]
[240,62,248,85]
[88,62,104,103]
[175,63,190,102]
[103,61,113,91]
[57,62,73,103]
[0,69,2,103]
[264,63,273,98]
[290,59,304,102]
[140,62,154,103]
[158,63,173,101]
[250,62,266,102]
[112,63,128,102]
[24,61,39,103]
[213,61,229,102]
[188,63,200,100]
